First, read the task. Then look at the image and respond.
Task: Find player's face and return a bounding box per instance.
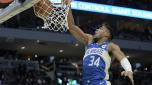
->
[94,25,110,39]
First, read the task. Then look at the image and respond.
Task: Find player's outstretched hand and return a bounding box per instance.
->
[121,71,134,85]
[62,0,72,5]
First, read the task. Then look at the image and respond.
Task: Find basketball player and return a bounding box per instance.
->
[67,2,134,85]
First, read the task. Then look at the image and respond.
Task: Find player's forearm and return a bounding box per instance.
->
[68,9,75,29]
[67,9,88,44]
[110,43,133,72]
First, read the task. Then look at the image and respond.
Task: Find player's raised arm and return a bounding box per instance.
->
[68,8,92,44]
[109,42,134,85]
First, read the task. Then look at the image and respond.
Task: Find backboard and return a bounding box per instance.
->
[0,0,40,24]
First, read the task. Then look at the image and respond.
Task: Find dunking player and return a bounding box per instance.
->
[67,1,134,85]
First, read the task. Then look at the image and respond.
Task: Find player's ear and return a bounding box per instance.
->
[105,32,110,37]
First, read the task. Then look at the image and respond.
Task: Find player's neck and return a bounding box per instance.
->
[96,37,108,44]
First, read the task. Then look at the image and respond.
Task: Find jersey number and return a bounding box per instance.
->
[88,56,100,67]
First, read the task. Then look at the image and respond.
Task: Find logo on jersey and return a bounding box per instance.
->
[84,48,105,59]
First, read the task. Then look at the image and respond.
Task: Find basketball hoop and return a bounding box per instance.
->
[33,0,71,32]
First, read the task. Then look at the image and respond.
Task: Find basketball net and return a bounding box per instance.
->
[33,0,70,32]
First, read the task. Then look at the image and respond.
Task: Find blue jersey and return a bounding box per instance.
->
[83,41,111,85]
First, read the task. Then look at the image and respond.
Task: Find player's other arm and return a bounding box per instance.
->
[109,43,134,84]
[68,9,92,44]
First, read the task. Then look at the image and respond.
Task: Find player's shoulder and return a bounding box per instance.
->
[108,42,120,51]
[86,34,93,38]
[109,42,117,46]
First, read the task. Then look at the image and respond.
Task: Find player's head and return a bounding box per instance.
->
[94,22,113,40]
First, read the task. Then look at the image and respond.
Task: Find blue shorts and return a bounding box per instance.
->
[83,80,107,85]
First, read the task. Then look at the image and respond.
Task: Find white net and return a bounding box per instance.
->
[33,0,70,32]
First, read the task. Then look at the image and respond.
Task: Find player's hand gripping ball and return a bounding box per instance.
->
[62,0,72,5]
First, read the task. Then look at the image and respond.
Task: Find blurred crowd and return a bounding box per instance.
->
[0,65,52,85]
[0,70,48,85]
[117,27,152,42]
[0,49,53,85]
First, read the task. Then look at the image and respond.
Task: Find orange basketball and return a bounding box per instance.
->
[0,0,13,3]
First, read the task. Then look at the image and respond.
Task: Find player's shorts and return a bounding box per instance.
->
[83,80,111,85]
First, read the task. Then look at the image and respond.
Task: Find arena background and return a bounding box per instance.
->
[0,0,152,85]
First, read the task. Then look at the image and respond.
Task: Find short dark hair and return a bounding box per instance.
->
[96,22,114,40]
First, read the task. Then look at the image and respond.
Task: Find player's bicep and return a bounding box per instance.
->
[69,25,90,44]
[109,43,125,61]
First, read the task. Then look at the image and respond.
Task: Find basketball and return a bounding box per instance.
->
[0,0,12,3]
